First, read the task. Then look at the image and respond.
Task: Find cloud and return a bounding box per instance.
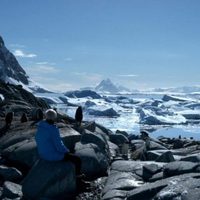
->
[25,65,60,75]
[13,49,37,58]
[36,62,56,65]
[117,74,139,77]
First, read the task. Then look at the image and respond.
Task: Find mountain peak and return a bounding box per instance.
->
[95,78,130,93]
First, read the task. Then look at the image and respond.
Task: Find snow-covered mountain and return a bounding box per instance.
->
[150,86,200,94]
[0,35,51,93]
[95,78,131,94]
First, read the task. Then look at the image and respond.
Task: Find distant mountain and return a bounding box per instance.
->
[151,86,200,94]
[95,78,130,94]
[0,35,51,93]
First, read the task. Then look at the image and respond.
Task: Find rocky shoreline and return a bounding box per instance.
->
[1,107,200,200]
[0,82,200,199]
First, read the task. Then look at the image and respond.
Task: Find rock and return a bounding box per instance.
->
[65,90,101,99]
[102,189,127,200]
[107,141,119,158]
[142,164,162,180]
[88,108,120,117]
[127,173,200,200]
[149,171,164,182]
[75,142,109,180]
[130,140,145,150]
[146,140,168,151]
[102,171,143,200]
[180,154,200,162]
[22,159,76,200]
[115,130,129,137]
[111,160,165,174]
[156,151,175,163]
[81,130,107,151]
[85,100,96,107]
[3,140,38,169]
[83,121,96,132]
[162,94,188,102]
[0,165,22,182]
[60,126,81,152]
[163,161,199,177]
[154,175,200,200]
[109,134,129,146]
[2,181,22,199]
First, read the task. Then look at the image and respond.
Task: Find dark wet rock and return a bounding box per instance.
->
[149,171,164,182]
[2,181,22,199]
[88,108,119,117]
[172,138,184,149]
[60,126,81,152]
[127,173,200,200]
[2,140,38,169]
[163,161,199,177]
[75,142,109,180]
[0,165,22,182]
[180,154,200,162]
[22,159,76,200]
[115,130,129,137]
[146,140,168,151]
[146,150,162,161]
[65,90,101,99]
[128,134,140,141]
[81,130,107,152]
[142,164,162,181]
[109,134,129,146]
[155,151,175,163]
[83,121,96,132]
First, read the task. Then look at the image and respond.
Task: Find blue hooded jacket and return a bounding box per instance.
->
[35,120,69,161]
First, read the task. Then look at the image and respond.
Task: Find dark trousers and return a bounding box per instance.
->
[63,153,82,175]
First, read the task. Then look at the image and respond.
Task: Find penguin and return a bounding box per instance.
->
[75,106,83,126]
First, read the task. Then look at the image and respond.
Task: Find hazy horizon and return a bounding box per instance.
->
[1,0,200,92]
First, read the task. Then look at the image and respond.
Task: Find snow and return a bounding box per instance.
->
[0,94,4,101]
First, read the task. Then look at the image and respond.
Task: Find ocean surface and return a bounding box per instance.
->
[49,93,200,140]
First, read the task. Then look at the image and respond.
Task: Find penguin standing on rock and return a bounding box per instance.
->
[75,106,83,126]
[5,112,14,127]
[21,113,28,123]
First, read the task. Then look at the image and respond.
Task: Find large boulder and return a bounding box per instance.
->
[75,142,109,180]
[127,173,200,200]
[88,108,119,117]
[65,90,101,99]
[109,134,129,146]
[22,159,76,200]
[163,161,199,177]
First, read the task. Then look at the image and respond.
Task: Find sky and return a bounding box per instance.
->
[1,0,200,92]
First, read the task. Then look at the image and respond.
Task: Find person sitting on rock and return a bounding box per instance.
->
[35,109,90,191]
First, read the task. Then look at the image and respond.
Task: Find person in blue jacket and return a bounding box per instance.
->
[35,109,82,176]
